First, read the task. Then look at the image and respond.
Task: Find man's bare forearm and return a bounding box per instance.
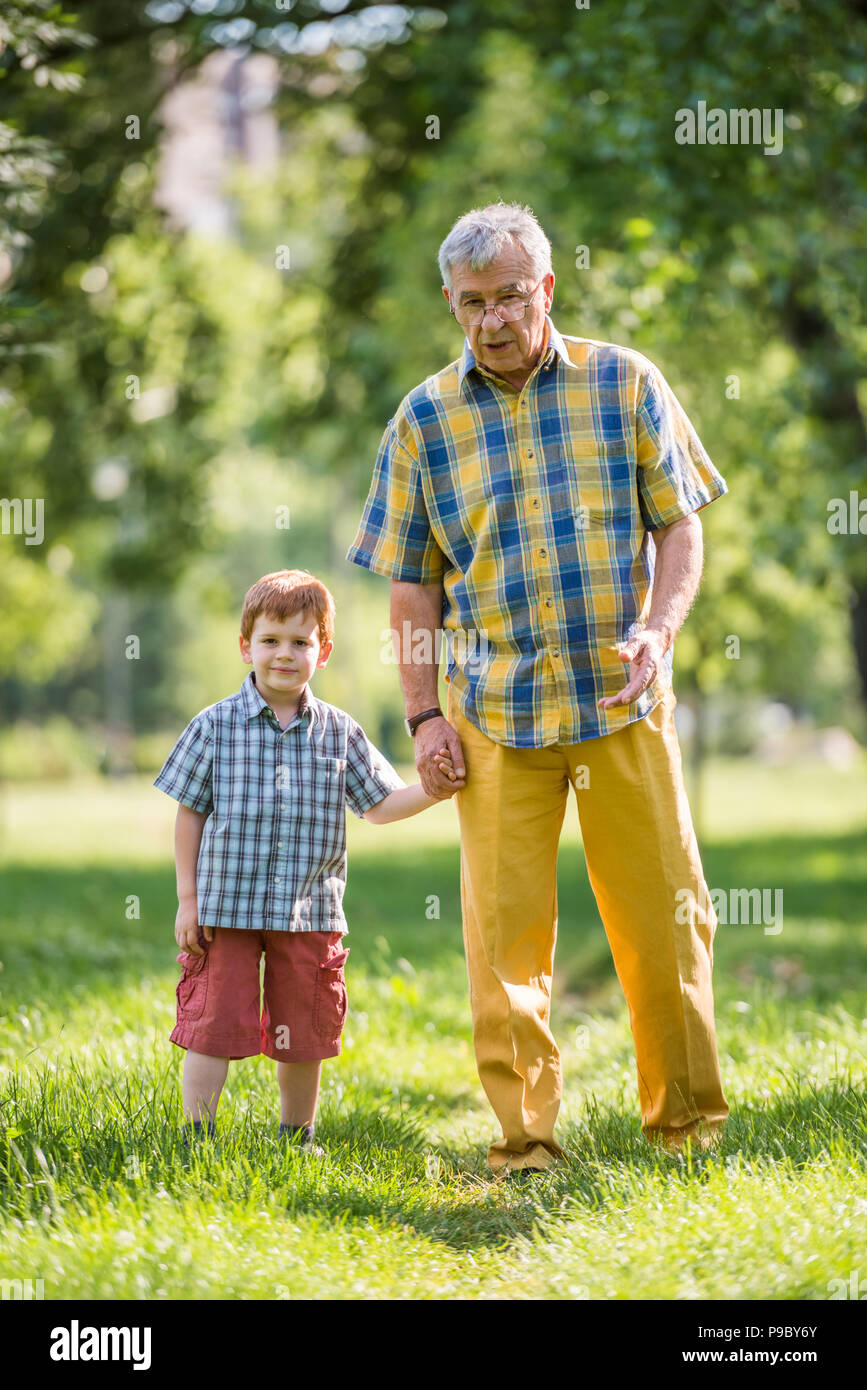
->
[390,579,443,715]
[600,514,704,708]
[389,578,465,796]
[647,513,704,652]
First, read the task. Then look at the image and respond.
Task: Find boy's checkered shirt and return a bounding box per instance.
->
[153,673,405,932]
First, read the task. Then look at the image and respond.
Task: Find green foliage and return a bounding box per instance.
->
[0,716,102,781]
[0,553,97,683]
[324,0,867,721]
[0,0,865,740]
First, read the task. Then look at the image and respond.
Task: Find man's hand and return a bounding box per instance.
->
[414,716,466,797]
[175,898,212,956]
[597,627,668,709]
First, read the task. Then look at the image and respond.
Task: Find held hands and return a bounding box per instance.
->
[597,627,668,709]
[174,900,213,957]
[434,745,460,791]
[414,716,466,798]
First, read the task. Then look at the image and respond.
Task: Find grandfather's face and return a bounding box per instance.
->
[443,248,554,385]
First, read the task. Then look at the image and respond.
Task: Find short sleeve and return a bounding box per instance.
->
[153,711,214,814]
[635,365,728,531]
[344,722,406,819]
[345,413,446,583]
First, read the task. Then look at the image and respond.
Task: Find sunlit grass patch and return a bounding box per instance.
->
[0,757,865,1299]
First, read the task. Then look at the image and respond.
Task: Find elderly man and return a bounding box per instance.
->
[347,201,729,1176]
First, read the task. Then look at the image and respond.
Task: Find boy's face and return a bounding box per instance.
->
[239,609,332,707]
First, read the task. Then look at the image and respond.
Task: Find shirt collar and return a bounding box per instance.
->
[458,314,572,392]
[240,670,318,725]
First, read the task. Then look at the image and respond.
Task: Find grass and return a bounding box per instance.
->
[0,754,865,1300]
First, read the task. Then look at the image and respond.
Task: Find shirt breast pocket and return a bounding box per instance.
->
[568,436,637,530]
[307,754,347,819]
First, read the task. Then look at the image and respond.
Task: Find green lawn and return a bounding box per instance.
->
[0,755,865,1300]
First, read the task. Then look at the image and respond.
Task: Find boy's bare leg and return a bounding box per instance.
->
[277,1060,322,1127]
[183,1050,229,1122]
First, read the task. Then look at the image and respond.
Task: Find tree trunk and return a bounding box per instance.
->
[780,271,867,710]
[850,582,867,708]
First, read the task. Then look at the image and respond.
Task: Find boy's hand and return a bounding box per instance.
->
[175,900,212,956]
[434,745,462,791]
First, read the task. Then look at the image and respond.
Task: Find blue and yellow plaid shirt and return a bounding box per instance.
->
[347,317,727,747]
[154,673,405,932]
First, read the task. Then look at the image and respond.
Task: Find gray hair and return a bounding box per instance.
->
[437,201,553,291]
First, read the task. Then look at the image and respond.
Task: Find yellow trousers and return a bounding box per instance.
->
[448,683,729,1172]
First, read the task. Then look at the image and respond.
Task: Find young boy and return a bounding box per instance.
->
[154,568,461,1150]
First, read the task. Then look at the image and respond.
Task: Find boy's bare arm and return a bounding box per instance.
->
[174,804,210,955]
[362,748,459,825]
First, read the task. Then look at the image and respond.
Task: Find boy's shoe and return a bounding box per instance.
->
[278,1123,325,1156]
[181,1118,216,1147]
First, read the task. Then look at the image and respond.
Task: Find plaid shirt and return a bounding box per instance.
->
[153,673,405,932]
[347,317,727,747]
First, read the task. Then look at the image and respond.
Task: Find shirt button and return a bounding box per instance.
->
[277,841,283,848]
[532,498,540,509]
[545,599,553,608]
[527,450,534,459]
[539,547,547,558]
[552,649,561,658]
[275,876,282,883]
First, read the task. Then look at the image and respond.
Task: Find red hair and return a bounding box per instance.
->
[240,569,335,647]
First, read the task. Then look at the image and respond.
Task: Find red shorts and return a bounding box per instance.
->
[170,927,349,1062]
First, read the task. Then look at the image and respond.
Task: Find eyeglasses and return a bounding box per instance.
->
[448,278,545,328]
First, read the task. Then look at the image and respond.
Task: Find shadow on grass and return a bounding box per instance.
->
[3,1067,862,1255]
[554,828,867,1003]
[550,1075,867,1201]
[3,827,865,1006]
[2,823,864,1257]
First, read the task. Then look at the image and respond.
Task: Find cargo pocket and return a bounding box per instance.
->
[175,949,209,1022]
[313,947,349,1039]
